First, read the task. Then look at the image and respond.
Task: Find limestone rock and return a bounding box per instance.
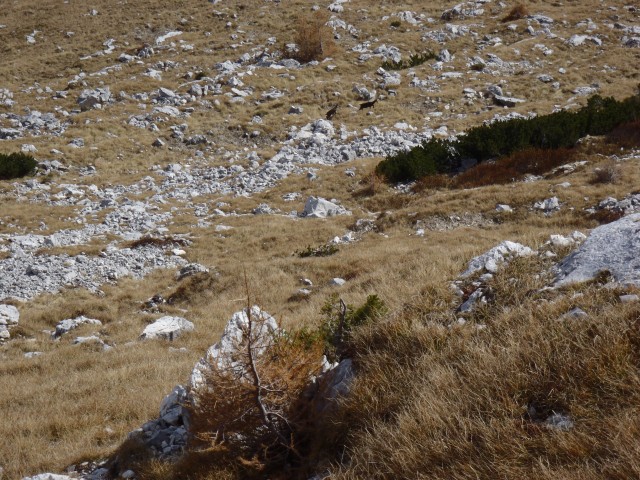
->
[461,241,534,277]
[0,304,19,325]
[53,316,102,339]
[301,196,350,218]
[140,316,194,341]
[190,306,278,389]
[77,88,111,111]
[554,213,640,287]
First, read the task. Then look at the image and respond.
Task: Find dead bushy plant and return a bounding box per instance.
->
[353,171,385,198]
[412,173,451,192]
[607,120,640,149]
[589,161,621,185]
[502,3,529,22]
[453,148,575,189]
[126,235,189,249]
[292,11,336,63]
[587,208,625,225]
[189,305,324,476]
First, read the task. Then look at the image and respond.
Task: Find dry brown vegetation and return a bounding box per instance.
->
[1,0,640,478]
[333,278,640,479]
[292,11,337,64]
[502,4,529,22]
[415,147,576,190]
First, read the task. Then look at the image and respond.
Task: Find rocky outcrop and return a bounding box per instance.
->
[554,213,640,287]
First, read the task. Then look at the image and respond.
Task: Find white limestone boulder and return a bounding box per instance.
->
[190,306,278,389]
[140,316,194,341]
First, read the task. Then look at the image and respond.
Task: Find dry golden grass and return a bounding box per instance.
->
[2,0,640,477]
[331,266,640,480]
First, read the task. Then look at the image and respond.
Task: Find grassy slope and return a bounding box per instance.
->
[0,0,639,478]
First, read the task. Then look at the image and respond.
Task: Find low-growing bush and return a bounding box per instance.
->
[587,208,625,225]
[453,147,575,188]
[319,294,388,361]
[589,161,621,185]
[376,138,457,183]
[0,152,37,180]
[607,119,640,148]
[381,51,436,71]
[296,243,339,258]
[376,93,640,184]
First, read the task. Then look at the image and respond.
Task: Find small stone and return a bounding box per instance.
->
[620,294,639,303]
[562,307,588,320]
[330,278,346,286]
[545,413,574,431]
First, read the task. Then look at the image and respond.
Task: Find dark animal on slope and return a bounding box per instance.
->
[359,98,378,110]
[326,104,339,120]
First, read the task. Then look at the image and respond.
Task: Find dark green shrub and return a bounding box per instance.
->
[320,294,388,361]
[0,152,37,180]
[376,138,458,182]
[376,93,640,184]
[390,20,402,28]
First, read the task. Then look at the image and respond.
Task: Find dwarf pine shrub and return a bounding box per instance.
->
[376,93,640,183]
[0,152,37,180]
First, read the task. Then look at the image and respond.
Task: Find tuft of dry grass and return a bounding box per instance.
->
[589,160,621,185]
[502,4,529,22]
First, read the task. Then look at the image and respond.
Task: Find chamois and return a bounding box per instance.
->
[359,98,378,110]
[326,104,339,120]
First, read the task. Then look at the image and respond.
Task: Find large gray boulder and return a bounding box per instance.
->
[77,88,111,111]
[555,213,640,287]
